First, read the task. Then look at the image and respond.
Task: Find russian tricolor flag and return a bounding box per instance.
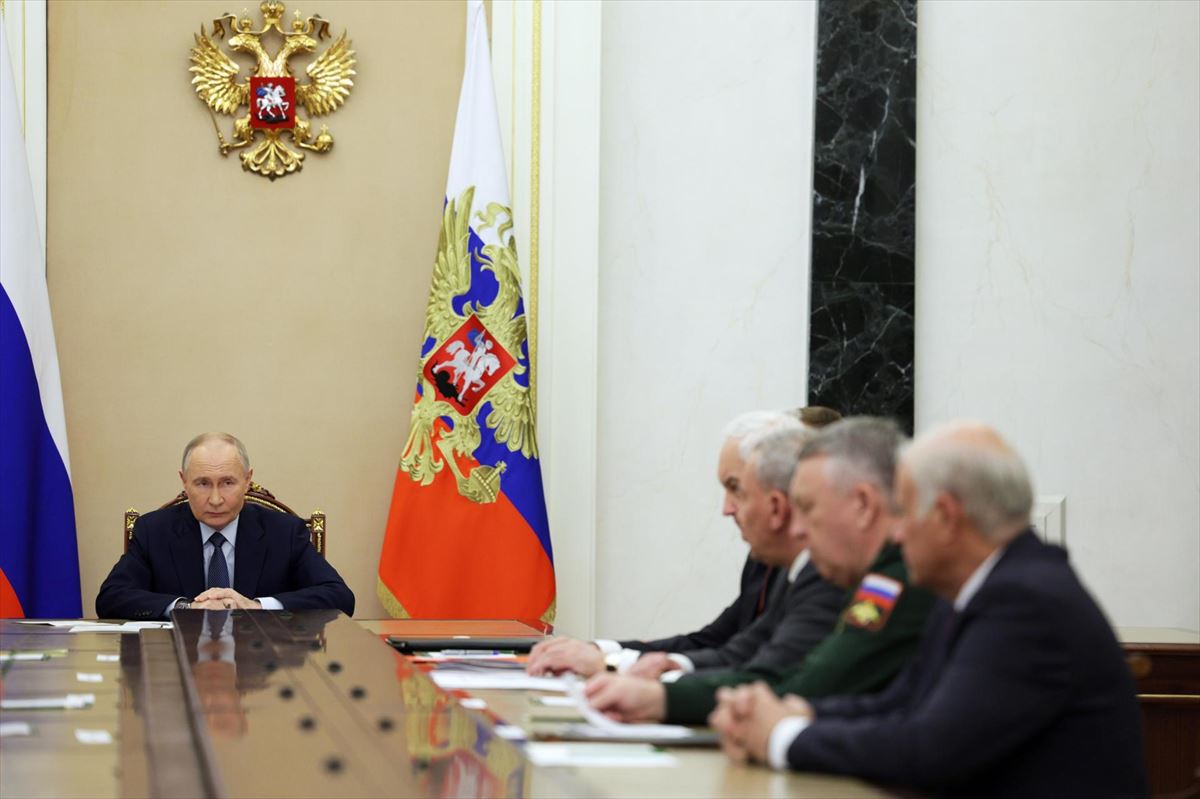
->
[1,19,82,619]
[377,0,554,622]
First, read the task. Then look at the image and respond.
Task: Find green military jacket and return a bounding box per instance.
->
[664,543,937,725]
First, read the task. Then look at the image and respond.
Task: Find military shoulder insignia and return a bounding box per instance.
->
[843,573,904,632]
[189,1,356,179]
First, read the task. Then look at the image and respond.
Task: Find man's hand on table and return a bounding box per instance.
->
[709,681,813,765]
[192,588,261,611]
[583,674,667,722]
[526,637,605,676]
[626,651,679,679]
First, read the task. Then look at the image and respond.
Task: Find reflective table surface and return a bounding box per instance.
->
[2,615,884,798]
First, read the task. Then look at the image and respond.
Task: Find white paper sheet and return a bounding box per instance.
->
[0,693,95,710]
[0,722,32,737]
[524,742,678,768]
[430,671,571,693]
[568,682,693,740]
[74,729,113,745]
[67,622,172,634]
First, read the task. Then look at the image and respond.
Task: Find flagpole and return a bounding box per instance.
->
[528,0,541,413]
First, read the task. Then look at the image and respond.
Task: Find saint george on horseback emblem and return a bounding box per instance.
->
[424,317,516,415]
[188,1,355,178]
[250,76,295,129]
[400,187,539,505]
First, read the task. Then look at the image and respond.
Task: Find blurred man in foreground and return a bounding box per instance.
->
[710,421,1147,798]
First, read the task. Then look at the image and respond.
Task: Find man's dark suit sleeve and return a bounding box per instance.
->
[787,595,1072,788]
[684,563,843,672]
[272,518,355,615]
[95,527,179,620]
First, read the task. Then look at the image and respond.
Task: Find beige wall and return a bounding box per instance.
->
[48,0,467,617]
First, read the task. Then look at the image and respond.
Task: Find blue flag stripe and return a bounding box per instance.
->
[0,286,82,618]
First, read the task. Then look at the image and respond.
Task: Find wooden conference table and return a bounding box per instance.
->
[0,613,883,798]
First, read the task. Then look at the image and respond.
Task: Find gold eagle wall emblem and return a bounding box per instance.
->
[189,0,356,179]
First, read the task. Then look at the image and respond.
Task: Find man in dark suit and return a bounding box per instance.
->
[710,422,1147,798]
[96,433,354,619]
[527,413,844,679]
[619,406,844,678]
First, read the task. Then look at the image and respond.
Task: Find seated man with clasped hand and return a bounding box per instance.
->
[96,433,354,620]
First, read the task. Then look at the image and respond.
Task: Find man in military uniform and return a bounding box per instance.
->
[584,418,937,724]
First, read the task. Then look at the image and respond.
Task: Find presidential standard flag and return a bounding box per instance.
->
[0,19,83,619]
[377,0,555,621]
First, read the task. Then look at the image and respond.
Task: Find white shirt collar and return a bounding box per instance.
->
[199,515,240,548]
[954,545,1004,612]
[787,549,811,583]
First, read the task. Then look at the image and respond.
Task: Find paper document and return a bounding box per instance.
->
[0,722,33,737]
[74,729,114,745]
[0,693,95,710]
[525,742,678,768]
[430,671,571,693]
[568,682,693,740]
[425,659,526,673]
[67,622,172,633]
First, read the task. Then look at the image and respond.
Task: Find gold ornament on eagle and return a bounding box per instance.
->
[188,1,355,179]
[400,187,539,504]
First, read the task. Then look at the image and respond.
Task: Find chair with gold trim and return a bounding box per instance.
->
[123,482,326,557]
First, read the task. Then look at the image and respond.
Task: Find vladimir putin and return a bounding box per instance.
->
[96,433,354,619]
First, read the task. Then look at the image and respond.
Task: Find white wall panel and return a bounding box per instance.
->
[916,0,1200,630]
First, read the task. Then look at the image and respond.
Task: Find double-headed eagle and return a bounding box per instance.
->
[189,1,355,178]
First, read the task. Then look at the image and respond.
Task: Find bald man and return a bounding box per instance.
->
[96,433,354,619]
[709,422,1146,798]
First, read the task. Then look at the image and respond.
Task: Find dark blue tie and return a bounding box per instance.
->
[207,532,230,589]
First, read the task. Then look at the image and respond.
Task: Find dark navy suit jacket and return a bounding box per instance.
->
[788,530,1147,799]
[96,502,355,620]
[679,557,844,673]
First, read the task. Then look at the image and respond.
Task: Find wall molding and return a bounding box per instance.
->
[493,0,602,637]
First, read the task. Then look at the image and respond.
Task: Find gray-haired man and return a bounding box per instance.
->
[527,411,844,680]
